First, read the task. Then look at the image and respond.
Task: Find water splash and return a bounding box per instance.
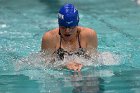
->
[13,51,121,93]
[15,50,120,74]
[97,51,120,66]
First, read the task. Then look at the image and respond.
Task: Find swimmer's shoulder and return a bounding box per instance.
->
[78,26,97,38]
[41,28,59,50]
[43,28,59,36]
[42,28,59,39]
[78,26,97,49]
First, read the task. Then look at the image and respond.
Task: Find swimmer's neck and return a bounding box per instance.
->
[62,36,78,44]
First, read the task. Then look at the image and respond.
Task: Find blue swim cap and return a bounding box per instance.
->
[58,4,79,27]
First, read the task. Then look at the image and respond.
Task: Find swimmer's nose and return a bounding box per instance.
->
[65,28,71,33]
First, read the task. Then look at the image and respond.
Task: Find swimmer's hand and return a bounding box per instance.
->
[65,61,83,72]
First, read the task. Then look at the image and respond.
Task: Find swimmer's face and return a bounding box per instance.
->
[59,26,78,40]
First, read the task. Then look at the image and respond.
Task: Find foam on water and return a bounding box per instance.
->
[15,51,120,69]
[97,51,120,66]
[14,50,121,80]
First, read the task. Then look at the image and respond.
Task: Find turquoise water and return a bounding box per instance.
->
[0,0,140,93]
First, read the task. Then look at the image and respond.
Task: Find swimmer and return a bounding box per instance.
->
[41,4,98,71]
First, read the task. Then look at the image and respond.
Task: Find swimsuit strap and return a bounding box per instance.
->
[59,29,62,49]
[77,30,81,48]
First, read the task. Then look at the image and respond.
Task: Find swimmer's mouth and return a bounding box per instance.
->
[65,34,71,37]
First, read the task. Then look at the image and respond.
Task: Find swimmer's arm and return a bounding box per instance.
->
[41,32,57,63]
[86,29,98,56]
[88,29,98,49]
[41,32,55,53]
[41,32,51,51]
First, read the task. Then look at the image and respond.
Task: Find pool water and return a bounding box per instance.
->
[0,0,140,93]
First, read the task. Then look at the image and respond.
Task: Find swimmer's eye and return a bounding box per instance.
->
[59,26,76,29]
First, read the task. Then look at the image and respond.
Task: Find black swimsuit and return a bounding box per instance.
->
[54,30,90,60]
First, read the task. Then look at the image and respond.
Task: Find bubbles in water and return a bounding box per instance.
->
[14,50,121,81]
[135,0,140,5]
[15,50,121,72]
[15,52,46,71]
[0,24,7,28]
[97,51,120,66]
[0,21,7,29]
